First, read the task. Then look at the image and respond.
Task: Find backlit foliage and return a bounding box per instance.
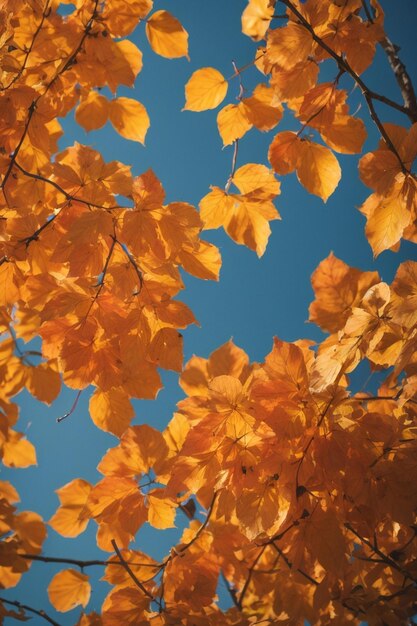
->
[1,0,417,625]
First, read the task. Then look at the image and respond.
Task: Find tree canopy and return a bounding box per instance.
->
[0,0,417,624]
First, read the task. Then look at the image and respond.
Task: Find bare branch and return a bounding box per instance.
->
[0,596,62,626]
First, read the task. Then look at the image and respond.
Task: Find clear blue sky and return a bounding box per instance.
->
[2,1,417,623]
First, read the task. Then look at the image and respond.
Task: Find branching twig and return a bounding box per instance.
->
[1,0,52,92]
[0,597,61,626]
[177,491,218,554]
[111,539,156,602]
[280,0,410,172]
[345,523,417,586]
[14,162,122,211]
[361,0,417,122]
[238,545,267,609]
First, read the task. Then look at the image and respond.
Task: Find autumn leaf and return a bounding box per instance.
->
[48,569,91,612]
[297,141,341,201]
[89,387,134,436]
[146,10,189,59]
[75,91,109,132]
[241,0,275,41]
[183,68,228,111]
[108,97,150,144]
[49,479,92,538]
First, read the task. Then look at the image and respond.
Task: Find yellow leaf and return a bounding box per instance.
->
[267,22,313,69]
[75,91,109,132]
[184,67,228,112]
[2,431,36,468]
[49,479,92,538]
[149,328,183,372]
[177,239,222,281]
[232,163,280,198]
[320,115,367,155]
[241,0,274,41]
[147,491,176,529]
[217,103,252,146]
[363,186,412,257]
[309,253,379,333]
[297,141,341,201]
[146,10,188,59]
[108,97,149,144]
[200,187,235,229]
[89,387,134,436]
[224,196,279,257]
[48,569,91,613]
[242,84,283,132]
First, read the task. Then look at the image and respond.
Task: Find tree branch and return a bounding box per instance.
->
[345,523,417,586]
[111,540,156,602]
[0,597,62,626]
[280,0,410,172]
[361,0,417,122]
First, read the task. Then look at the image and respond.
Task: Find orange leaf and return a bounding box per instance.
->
[309,253,380,333]
[217,103,252,146]
[184,68,228,112]
[146,10,189,59]
[147,490,176,529]
[49,478,92,538]
[362,185,412,257]
[241,0,274,41]
[89,387,134,437]
[75,91,109,132]
[267,22,313,69]
[2,431,36,468]
[242,84,283,132]
[109,97,150,144]
[296,141,341,201]
[26,362,61,404]
[48,569,91,613]
[268,131,301,175]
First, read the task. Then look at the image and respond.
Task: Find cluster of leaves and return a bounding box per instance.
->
[185,0,417,258]
[0,0,416,625]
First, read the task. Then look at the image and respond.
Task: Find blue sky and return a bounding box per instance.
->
[2,0,417,623]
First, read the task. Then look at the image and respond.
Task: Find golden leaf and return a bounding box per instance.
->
[108,97,150,144]
[296,140,341,201]
[48,569,91,613]
[146,10,189,59]
[184,68,228,112]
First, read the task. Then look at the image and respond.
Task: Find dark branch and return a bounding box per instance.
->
[111,539,156,602]
[0,597,62,626]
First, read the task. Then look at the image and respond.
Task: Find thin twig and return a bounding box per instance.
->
[111,539,155,602]
[221,572,240,609]
[0,597,62,626]
[238,545,267,609]
[345,523,417,585]
[1,0,52,92]
[14,162,122,211]
[114,238,143,293]
[177,491,218,554]
[280,0,410,172]
[225,140,239,193]
[57,390,82,423]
